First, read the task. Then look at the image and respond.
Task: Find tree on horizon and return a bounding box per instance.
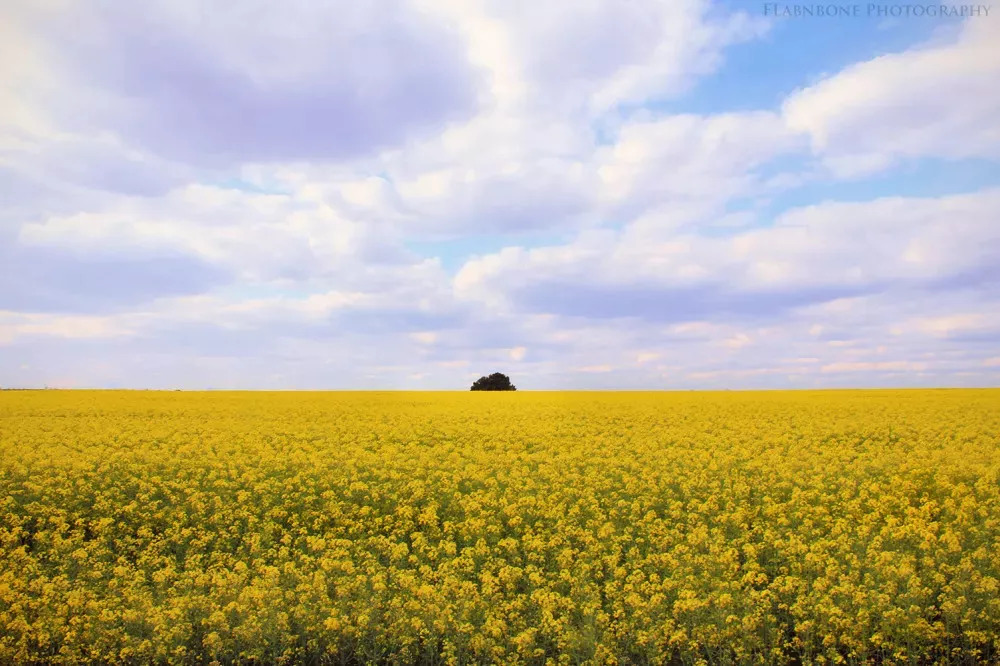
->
[470,373,517,391]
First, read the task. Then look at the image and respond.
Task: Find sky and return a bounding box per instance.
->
[1,0,998,390]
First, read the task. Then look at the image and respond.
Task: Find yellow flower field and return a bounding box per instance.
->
[1,389,998,665]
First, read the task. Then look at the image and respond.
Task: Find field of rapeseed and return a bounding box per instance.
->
[1,389,998,665]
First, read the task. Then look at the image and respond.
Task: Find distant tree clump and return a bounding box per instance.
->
[470,373,517,391]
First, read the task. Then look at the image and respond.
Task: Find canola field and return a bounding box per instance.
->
[1,389,999,665]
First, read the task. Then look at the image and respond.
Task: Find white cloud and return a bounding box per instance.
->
[913,314,990,337]
[596,111,802,215]
[16,183,410,283]
[724,333,753,349]
[783,20,1000,176]
[821,361,928,374]
[237,1,773,236]
[420,0,766,113]
[0,311,135,344]
[907,312,1000,341]
[455,188,1000,316]
[576,364,614,373]
[412,331,439,345]
[2,2,998,390]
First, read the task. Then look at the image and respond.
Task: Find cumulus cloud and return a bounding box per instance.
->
[595,111,803,217]
[1,1,997,389]
[455,188,1000,320]
[0,311,136,345]
[420,0,765,113]
[236,0,769,234]
[0,246,229,314]
[4,0,481,166]
[783,20,1000,177]
[13,182,425,288]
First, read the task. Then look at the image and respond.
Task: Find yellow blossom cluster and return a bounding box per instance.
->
[1,389,998,664]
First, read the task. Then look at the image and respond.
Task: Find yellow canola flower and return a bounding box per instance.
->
[0,388,998,664]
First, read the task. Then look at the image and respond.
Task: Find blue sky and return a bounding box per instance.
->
[1,0,998,389]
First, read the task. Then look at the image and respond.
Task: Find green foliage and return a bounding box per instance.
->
[470,372,517,391]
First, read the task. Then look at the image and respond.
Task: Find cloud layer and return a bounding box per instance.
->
[1,0,998,388]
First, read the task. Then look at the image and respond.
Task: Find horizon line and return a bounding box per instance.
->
[3,386,998,393]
